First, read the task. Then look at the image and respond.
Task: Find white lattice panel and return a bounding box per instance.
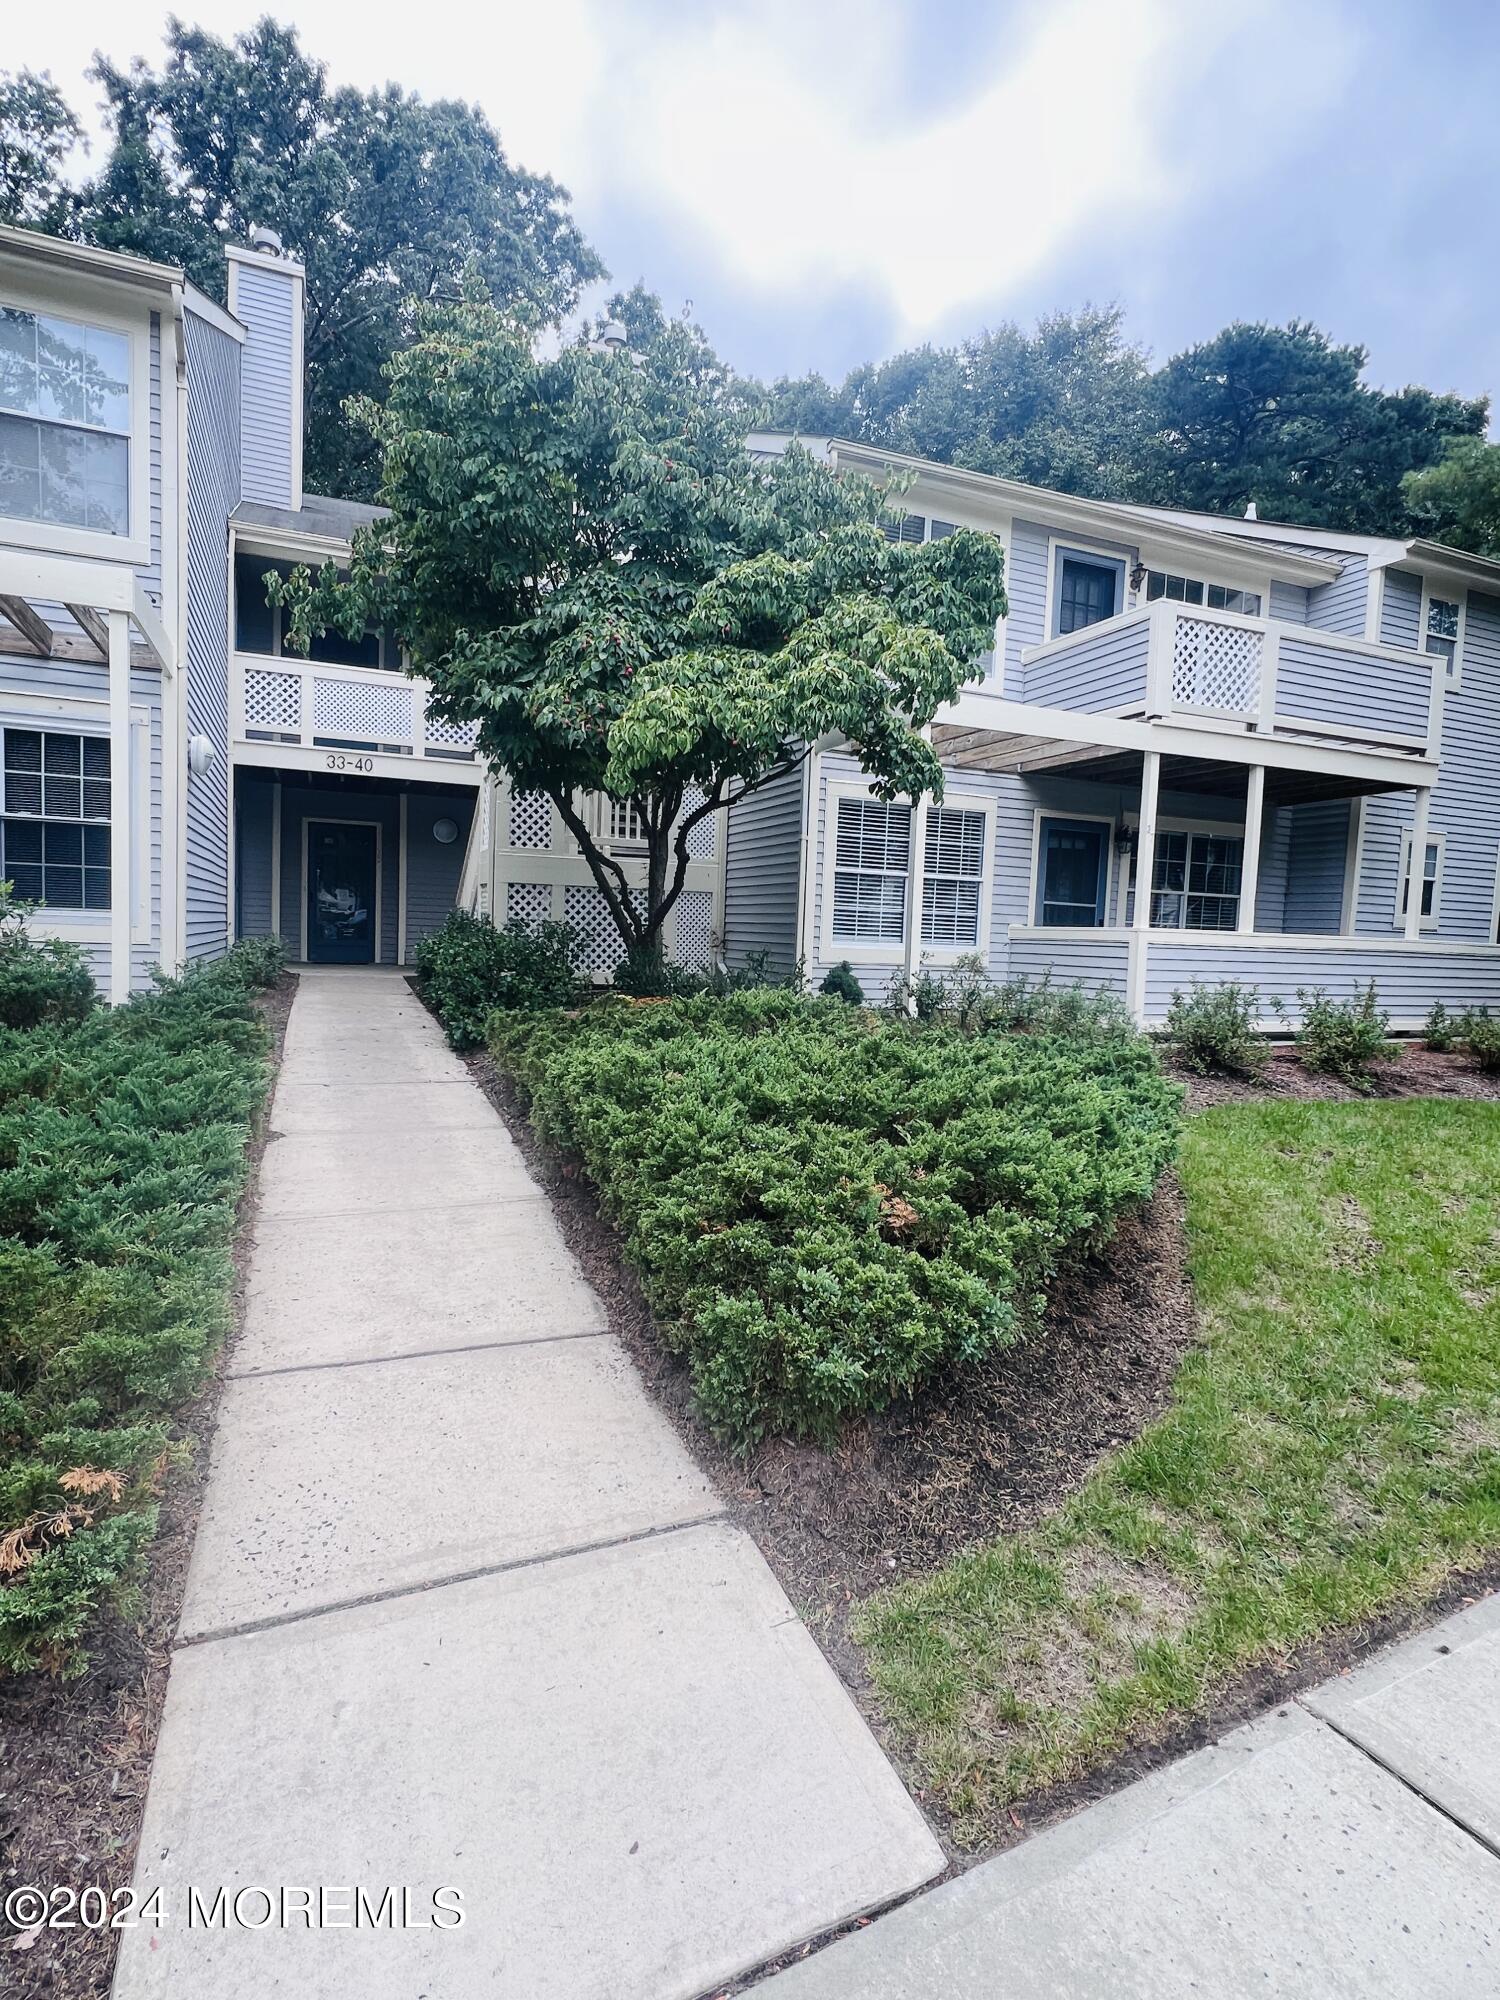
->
[675,889,714,969]
[478,783,492,852]
[508,790,551,850]
[564,885,629,975]
[679,786,717,859]
[244,667,302,733]
[313,673,413,743]
[425,712,478,750]
[506,882,553,928]
[1171,617,1262,715]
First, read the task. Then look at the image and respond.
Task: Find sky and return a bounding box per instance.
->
[10,0,1500,407]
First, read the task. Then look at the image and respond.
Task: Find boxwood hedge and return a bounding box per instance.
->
[491,992,1180,1446]
[0,941,281,1675]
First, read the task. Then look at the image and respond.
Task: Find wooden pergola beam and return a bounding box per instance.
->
[0,594,53,657]
[65,603,110,658]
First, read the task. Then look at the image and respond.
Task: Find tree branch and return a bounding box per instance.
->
[548,788,642,947]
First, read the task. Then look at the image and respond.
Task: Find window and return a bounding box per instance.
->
[1397,830,1443,930]
[1423,593,1461,683]
[1145,571,1262,617]
[831,796,911,942]
[1036,817,1109,926]
[922,805,986,946]
[880,513,956,544]
[0,308,130,537]
[1054,553,1122,636]
[609,798,646,846]
[1139,830,1243,930]
[1,728,111,909]
[234,553,387,668]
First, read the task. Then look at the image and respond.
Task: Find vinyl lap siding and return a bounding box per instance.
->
[1023,617,1148,711]
[183,311,240,960]
[1269,579,1310,624]
[1354,587,1500,946]
[1002,519,1050,694]
[1283,801,1351,932]
[1142,940,1500,1027]
[404,790,475,951]
[1276,635,1430,739]
[1380,568,1423,650]
[1306,554,1368,636]
[723,761,805,973]
[1008,932,1129,997]
[236,265,296,508]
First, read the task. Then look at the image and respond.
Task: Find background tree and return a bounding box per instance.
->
[57,18,603,497]
[1403,437,1500,556]
[276,293,1007,976]
[0,71,81,232]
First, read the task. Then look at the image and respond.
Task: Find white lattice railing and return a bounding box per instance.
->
[1168,613,1264,716]
[232,654,477,764]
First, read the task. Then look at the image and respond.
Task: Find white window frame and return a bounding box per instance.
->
[1118,811,1249,931]
[822,778,913,962]
[1395,826,1444,933]
[1045,537,1130,640]
[919,791,996,959]
[1142,568,1264,618]
[1418,579,1465,690]
[0,271,153,566]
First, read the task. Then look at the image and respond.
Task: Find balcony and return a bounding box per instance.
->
[230,653,481,785]
[1017,601,1440,760]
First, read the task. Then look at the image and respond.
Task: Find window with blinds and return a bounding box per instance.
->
[921,805,986,946]
[1,727,111,909]
[831,796,910,942]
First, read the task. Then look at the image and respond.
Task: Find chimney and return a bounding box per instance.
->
[226,230,306,510]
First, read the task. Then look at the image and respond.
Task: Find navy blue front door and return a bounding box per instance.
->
[1037,818,1109,927]
[307,821,377,963]
[1057,556,1120,635]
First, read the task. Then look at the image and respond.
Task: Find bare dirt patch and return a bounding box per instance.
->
[1176,1042,1500,1109]
[0,973,296,2000]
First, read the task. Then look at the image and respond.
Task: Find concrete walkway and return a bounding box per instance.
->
[758,1593,1500,1998]
[114,969,941,2000]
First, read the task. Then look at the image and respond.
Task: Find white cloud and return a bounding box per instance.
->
[9,0,1353,348]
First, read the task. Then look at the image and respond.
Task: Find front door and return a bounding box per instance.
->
[307,821,377,963]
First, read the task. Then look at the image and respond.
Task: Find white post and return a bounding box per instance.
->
[1238,764,1266,934]
[1404,787,1432,941]
[903,790,930,985]
[269,781,282,939]
[1129,749,1161,1022]
[107,609,133,1005]
[397,791,409,962]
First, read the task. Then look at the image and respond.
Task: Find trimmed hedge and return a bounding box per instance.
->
[492,993,1180,1446]
[414,909,583,1048]
[0,942,282,1675]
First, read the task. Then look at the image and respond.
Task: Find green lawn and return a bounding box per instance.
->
[857,1098,1500,1845]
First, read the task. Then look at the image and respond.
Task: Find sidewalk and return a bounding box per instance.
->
[758,1593,1500,1998]
[113,969,941,2000]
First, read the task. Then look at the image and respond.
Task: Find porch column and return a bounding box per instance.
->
[1128,749,1161,1022]
[108,609,133,1006]
[903,790,930,984]
[1237,764,1266,934]
[1404,786,1432,941]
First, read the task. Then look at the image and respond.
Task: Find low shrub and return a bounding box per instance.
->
[414,909,582,1047]
[818,961,865,1006]
[1458,1008,1500,1073]
[0,886,97,1030]
[889,958,1136,1042]
[1164,982,1269,1078]
[491,993,1180,1448]
[1289,982,1395,1090]
[0,947,275,1674]
[1423,1000,1456,1052]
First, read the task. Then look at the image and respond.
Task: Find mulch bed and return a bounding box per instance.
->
[1175,1041,1500,1108]
[0,972,297,2000]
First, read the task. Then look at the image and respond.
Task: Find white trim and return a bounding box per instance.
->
[1491,843,1500,950]
[1026,804,1116,929]
[289,270,305,510]
[795,749,820,969]
[917,788,996,961]
[1005,922,1500,956]
[1364,565,1384,643]
[1340,797,1365,934]
[107,609,131,1003]
[181,284,244,344]
[820,776,914,964]
[300,814,384,965]
[225,243,307,282]
[1043,535,1132,639]
[398,791,409,962]
[1417,576,1466,690]
[1396,822,1444,933]
[0,268,154,567]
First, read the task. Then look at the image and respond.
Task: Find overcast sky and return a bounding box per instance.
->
[11,0,1500,406]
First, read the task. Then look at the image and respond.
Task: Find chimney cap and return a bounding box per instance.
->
[248,225,285,255]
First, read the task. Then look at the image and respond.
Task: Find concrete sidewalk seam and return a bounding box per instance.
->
[173,1508,731,1651]
[252,1190,550,1225]
[227,1327,610,1380]
[1298,1697,1500,1863]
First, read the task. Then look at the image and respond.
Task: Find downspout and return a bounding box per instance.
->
[169,286,190,973]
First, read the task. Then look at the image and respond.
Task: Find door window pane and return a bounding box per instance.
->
[1038,819,1107,926]
[1057,557,1119,635]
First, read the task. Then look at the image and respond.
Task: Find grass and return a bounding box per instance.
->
[857,1098,1500,1844]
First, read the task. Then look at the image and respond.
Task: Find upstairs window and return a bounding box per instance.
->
[234,552,387,668]
[1397,831,1443,929]
[1054,552,1123,636]
[1,727,111,910]
[1423,594,1461,684]
[880,513,956,544]
[1145,571,1262,617]
[831,796,911,943]
[0,307,131,537]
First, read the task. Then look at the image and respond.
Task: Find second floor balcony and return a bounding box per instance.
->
[230,651,481,785]
[1013,600,1441,763]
